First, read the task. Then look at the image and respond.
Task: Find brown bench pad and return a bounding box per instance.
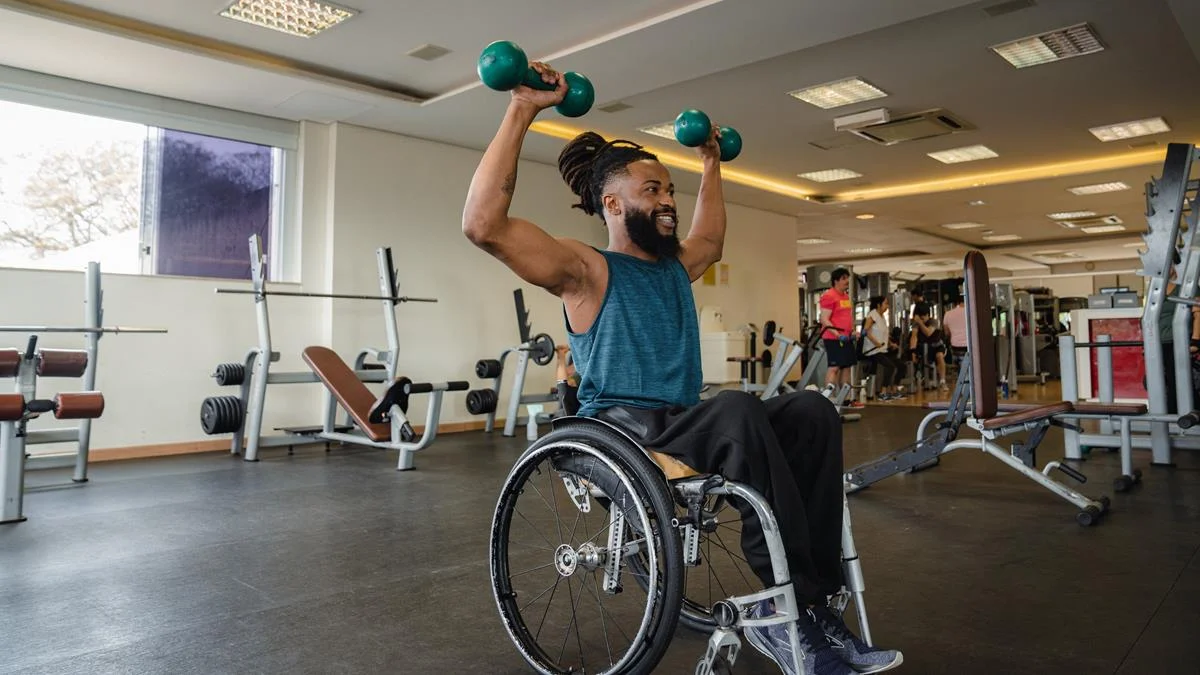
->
[302,346,390,442]
[0,349,18,378]
[0,393,23,421]
[54,392,105,419]
[981,401,1074,430]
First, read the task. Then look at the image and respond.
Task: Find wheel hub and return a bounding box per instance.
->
[554,544,578,576]
[554,542,607,576]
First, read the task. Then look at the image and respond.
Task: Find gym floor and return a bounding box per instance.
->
[3,405,1197,675]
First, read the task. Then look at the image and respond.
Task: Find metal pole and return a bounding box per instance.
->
[0,420,24,523]
[0,326,166,334]
[242,235,271,462]
[503,350,532,437]
[1097,335,1114,404]
[1059,335,1083,460]
[75,261,101,483]
[214,288,437,303]
[377,247,402,382]
[1172,192,1200,416]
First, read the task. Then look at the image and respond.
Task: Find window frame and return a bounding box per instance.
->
[0,64,300,282]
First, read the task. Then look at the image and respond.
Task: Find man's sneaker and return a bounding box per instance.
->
[811,604,904,673]
[744,601,855,675]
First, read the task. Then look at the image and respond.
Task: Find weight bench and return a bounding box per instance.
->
[301,346,468,470]
[845,251,1113,526]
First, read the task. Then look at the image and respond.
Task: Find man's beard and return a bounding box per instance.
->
[625,205,680,259]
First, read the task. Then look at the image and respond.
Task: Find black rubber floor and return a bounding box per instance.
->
[2,405,1197,674]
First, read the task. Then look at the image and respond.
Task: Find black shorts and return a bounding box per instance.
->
[823,338,857,367]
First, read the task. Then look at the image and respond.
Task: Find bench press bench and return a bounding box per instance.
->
[845,251,1113,525]
[301,346,468,470]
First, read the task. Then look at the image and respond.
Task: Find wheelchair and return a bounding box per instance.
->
[489,393,877,674]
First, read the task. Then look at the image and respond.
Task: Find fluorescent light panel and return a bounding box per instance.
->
[798,168,862,182]
[1089,117,1170,142]
[787,77,887,109]
[991,22,1104,69]
[941,222,986,230]
[220,0,356,37]
[797,238,832,245]
[846,247,882,254]
[1048,211,1097,219]
[927,145,999,164]
[983,234,1022,242]
[1081,224,1127,234]
[1068,181,1129,195]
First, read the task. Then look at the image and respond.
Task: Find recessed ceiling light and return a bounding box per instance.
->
[797,238,832,245]
[983,234,1022,242]
[991,22,1104,69]
[968,200,987,206]
[927,145,999,164]
[846,247,882,254]
[941,222,986,230]
[1068,181,1129,195]
[220,0,357,37]
[637,121,676,140]
[855,213,876,220]
[1047,210,1097,219]
[1081,224,1127,234]
[798,168,863,182]
[1089,117,1170,142]
[1123,241,1147,248]
[787,77,888,109]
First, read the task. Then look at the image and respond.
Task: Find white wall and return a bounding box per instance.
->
[1,120,801,453]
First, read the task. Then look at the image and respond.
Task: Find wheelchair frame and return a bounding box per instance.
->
[490,414,873,675]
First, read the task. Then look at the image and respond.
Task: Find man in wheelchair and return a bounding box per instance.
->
[463,62,902,675]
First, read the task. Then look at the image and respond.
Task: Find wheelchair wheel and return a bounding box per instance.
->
[490,422,684,675]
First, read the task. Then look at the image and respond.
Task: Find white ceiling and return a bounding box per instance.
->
[0,0,1196,278]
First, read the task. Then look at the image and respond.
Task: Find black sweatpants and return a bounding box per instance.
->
[597,389,845,604]
[866,352,903,388]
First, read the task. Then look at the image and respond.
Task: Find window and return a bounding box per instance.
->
[0,92,293,281]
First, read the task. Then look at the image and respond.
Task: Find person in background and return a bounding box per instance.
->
[941,297,968,370]
[910,302,948,391]
[861,296,904,400]
[818,268,862,407]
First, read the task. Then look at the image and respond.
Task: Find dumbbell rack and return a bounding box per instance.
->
[466,289,559,437]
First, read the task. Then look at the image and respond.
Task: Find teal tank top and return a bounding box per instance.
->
[566,250,702,417]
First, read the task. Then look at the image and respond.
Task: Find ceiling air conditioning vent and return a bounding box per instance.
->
[1058,215,1122,229]
[846,108,975,146]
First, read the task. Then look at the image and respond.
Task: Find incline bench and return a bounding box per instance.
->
[844,250,1114,526]
[301,346,468,470]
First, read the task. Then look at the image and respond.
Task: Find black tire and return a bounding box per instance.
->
[490,421,683,675]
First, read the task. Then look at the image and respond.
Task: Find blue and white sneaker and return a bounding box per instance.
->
[811,604,904,673]
[744,600,855,675]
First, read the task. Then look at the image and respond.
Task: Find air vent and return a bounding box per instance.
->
[984,0,1035,17]
[846,108,975,146]
[598,102,633,113]
[407,44,451,61]
[1058,214,1122,229]
[809,134,871,151]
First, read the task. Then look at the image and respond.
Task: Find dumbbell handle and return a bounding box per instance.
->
[519,68,558,92]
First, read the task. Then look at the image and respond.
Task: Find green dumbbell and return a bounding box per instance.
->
[673,109,743,162]
[477,40,595,118]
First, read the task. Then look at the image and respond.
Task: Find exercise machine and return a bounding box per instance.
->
[2,262,165,480]
[1058,142,1200,471]
[845,250,1119,526]
[465,289,561,438]
[201,235,449,467]
[756,322,863,422]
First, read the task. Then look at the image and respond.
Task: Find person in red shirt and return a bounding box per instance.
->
[818,268,859,395]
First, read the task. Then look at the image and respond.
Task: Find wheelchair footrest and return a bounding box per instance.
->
[844,431,950,491]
